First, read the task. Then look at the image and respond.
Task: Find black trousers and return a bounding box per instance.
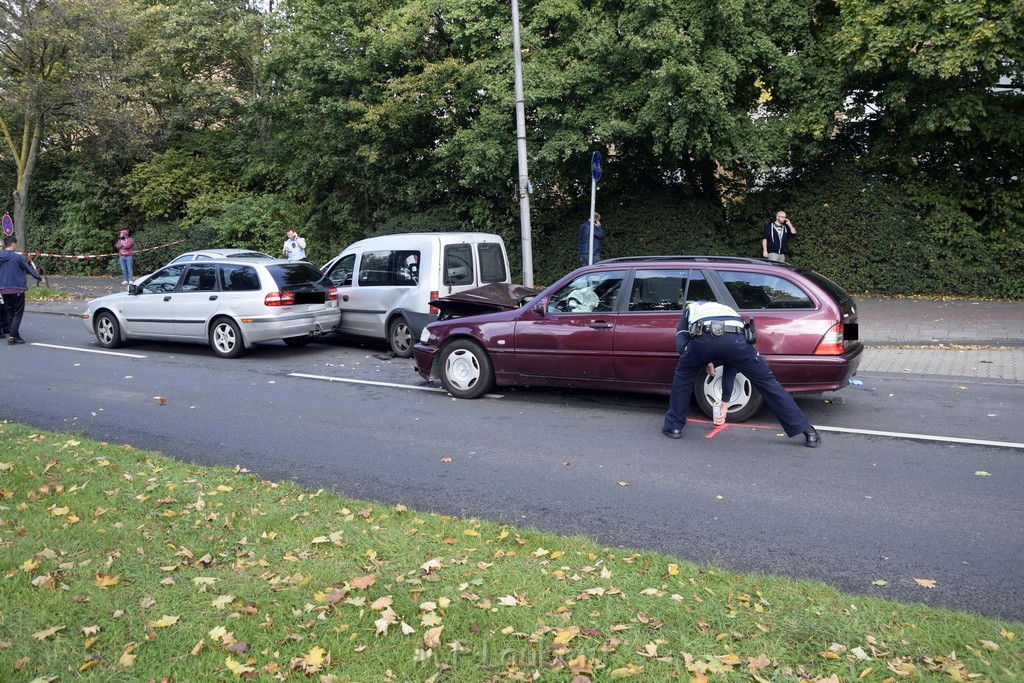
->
[664,333,810,437]
[3,291,25,337]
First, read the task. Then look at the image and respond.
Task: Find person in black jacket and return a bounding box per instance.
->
[0,236,43,344]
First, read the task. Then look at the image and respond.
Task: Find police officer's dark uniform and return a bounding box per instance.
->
[662,301,820,447]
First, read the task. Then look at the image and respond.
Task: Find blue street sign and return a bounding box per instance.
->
[591,151,602,181]
[2,213,12,236]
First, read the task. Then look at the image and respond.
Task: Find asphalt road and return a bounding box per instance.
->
[5,313,1024,622]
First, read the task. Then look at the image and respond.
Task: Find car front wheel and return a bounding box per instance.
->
[388,317,413,358]
[210,317,246,358]
[94,311,123,349]
[695,365,763,423]
[439,339,494,399]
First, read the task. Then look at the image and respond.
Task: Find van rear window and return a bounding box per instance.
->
[478,243,507,283]
[444,244,475,286]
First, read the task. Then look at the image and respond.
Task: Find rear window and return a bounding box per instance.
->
[478,243,507,283]
[266,262,327,289]
[444,244,475,286]
[799,269,854,308]
[718,270,813,310]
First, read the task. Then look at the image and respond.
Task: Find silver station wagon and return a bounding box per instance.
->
[82,259,340,358]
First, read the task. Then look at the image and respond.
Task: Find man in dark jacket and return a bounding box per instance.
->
[0,236,44,344]
[577,213,604,266]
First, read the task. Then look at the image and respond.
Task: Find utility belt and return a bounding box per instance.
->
[689,319,757,344]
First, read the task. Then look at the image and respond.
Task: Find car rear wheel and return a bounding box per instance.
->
[94,311,122,349]
[439,339,494,399]
[283,336,312,347]
[210,318,246,358]
[388,317,413,358]
[695,365,763,423]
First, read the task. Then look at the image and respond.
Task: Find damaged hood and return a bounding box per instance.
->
[430,283,541,318]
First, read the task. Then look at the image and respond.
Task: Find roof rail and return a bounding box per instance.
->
[599,255,775,265]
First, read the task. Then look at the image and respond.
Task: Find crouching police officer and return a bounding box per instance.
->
[662,301,821,447]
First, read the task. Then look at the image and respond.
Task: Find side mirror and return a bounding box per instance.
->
[128,284,140,295]
[532,298,546,317]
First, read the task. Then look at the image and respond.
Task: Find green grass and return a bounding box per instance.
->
[23,286,74,302]
[1,422,1021,681]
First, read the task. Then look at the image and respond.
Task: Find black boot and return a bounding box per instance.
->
[803,426,820,448]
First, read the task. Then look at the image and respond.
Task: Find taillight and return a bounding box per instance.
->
[264,291,295,306]
[326,287,338,302]
[814,323,845,355]
[429,290,439,315]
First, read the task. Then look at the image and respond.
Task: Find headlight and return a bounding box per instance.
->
[419,327,431,343]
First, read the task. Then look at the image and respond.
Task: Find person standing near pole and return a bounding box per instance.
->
[577,212,603,267]
[0,235,43,344]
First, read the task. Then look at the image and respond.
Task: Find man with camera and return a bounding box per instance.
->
[762,210,796,262]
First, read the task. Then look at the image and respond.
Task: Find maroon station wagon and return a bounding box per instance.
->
[413,256,863,422]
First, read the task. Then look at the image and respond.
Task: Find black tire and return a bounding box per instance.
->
[209,317,246,358]
[438,339,494,399]
[283,336,312,347]
[388,317,414,358]
[694,365,763,423]
[94,311,123,349]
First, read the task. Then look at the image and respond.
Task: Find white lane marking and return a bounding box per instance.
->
[815,425,1024,450]
[288,372,504,399]
[31,343,147,358]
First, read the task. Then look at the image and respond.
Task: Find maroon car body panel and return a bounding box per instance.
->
[414,257,863,397]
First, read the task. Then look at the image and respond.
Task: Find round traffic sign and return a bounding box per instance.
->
[591,151,602,181]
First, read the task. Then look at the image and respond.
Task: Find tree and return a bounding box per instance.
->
[0,0,132,249]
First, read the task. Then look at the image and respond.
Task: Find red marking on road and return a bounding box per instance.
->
[691,418,779,438]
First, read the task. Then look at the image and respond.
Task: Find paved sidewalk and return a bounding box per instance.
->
[25,277,1024,383]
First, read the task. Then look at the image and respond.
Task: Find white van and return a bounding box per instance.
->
[320,232,511,357]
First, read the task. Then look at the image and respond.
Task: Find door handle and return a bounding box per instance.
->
[163,296,172,302]
[209,295,218,301]
[588,321,613,329]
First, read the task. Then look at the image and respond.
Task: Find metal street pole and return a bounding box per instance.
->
[511,0,534,286]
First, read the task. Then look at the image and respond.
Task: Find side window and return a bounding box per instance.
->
[627,269,688,312]
[140,264,186,294]
[547,271,626,314]
[325,254,356,287]
[393,250,420,285]
[683,271,717,303]
[444,244,474,286]
[478,243,507,283]
[358,251,392,286]
[719,271,813,310]
[220,264,260,291]
[181,264,218,292]
[356,251,418,286]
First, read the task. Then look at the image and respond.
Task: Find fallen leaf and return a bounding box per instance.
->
[153,396,166,405]
[148,615,180,628]
[423,626,443,649]
[32,624,66,640]
[913,578,937,589]
[94,573,120,587]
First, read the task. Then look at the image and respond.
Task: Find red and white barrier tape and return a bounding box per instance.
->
[20,239,185,260]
